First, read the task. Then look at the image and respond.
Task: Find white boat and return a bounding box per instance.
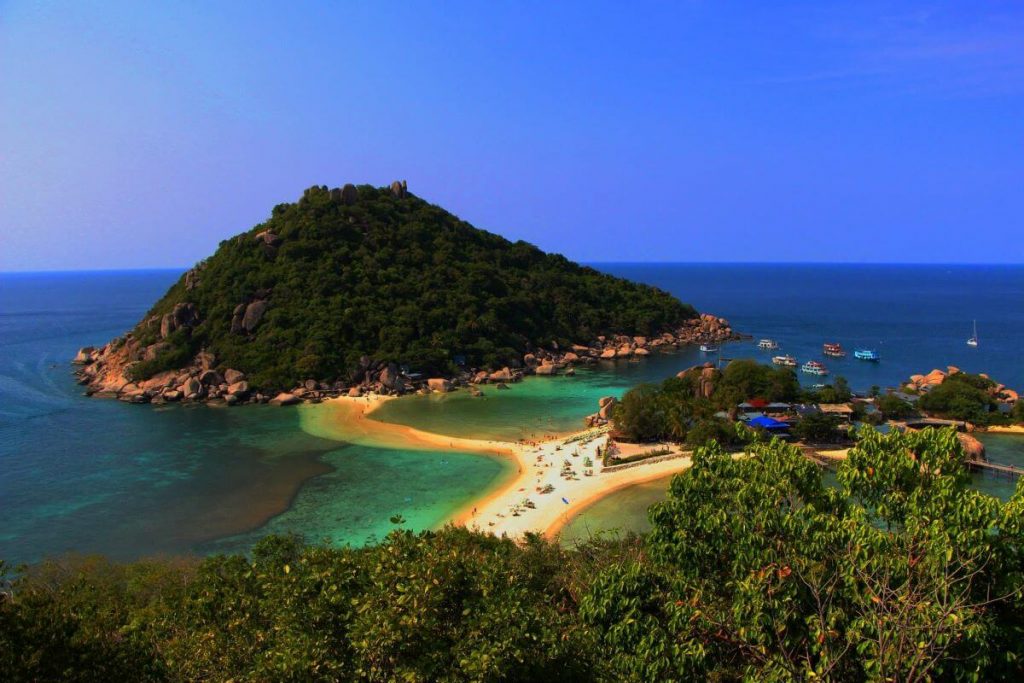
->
[801,360,829,376]
[757,338,779,350]
[967,320,979,347]
[854,349,880,361]
[700,344,718,353]
[772,355,797,367]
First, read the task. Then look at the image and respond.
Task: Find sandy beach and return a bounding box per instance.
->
[987,425,1024,435]
[308,395,694,540]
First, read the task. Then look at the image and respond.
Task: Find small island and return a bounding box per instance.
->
[73,182,737,405]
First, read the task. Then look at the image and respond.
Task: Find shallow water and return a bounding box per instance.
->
[2,266,1022,564]
[558,433,1024,543]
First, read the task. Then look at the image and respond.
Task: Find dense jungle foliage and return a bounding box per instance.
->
[3,428,1023,681]
[129,184,697,388]
[612,359,829,443]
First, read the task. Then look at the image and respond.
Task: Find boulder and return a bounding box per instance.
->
[227,381,250,397]
[959,433,986,461]
[496,382,509,390]
[488,367,512,382]
[242,300,268,333]
[633,336,647,346]
[180,377,203,399]
[534,363,558,376]
[73,347,95,364]
[348,386,362,397]
[923,369,947,386]
[224,368,246,385]
[162,389,182,402]
[339,183,358,205]
[200,370,224,386]
[571,344,590,354]
[633,347,650,356]
[143,342,170,362]
[523,353,538,367]
[195,351,216,372]
[616,345,633,357]
[473,370,489,384]
[427,378,452,393]
[390,180,408,197]
[562,352,579,362]
[378,362,403,393]
[224,394,239,405]
[304,379,318,391]
[599,348,617,359]
[598,396,618,420]
[269,392,300,406]
[254,230,282,247]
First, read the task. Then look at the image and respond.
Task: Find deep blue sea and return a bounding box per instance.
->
[2,265,1022,564]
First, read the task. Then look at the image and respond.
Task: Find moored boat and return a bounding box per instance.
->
[967,320,979,347]
[854,349,880,361]
[699,344,718,353]
[823,342,846,357]
[757,338,779,350]
[801,360,829,375]
[772,354,797,367]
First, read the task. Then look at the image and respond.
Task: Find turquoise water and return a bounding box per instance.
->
[372,352,709,441]
[559,433,1024,544]
[2,266,1022,564]
[0,271,505,564]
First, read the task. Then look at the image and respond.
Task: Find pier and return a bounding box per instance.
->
[968,460,1024,480]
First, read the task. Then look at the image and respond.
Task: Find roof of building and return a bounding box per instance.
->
[818,403,854,415]
[747,415,790,429]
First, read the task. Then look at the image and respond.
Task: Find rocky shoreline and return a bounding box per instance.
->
[73,314,741,407]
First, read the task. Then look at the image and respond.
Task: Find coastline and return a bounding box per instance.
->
[986,425,1024,436]
[303,394,697,540]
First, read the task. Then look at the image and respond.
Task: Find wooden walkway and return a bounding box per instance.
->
[968,460,1024,479]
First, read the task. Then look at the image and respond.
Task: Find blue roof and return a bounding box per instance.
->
[747,415,789,429]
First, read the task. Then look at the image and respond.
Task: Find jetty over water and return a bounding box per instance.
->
[968,460,1024,480]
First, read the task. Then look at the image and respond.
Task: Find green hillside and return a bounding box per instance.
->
[127,183,696,390]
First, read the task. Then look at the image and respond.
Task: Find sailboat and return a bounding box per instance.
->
[967,320,979,347]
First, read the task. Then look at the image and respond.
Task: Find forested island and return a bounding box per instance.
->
[73,182,736,405]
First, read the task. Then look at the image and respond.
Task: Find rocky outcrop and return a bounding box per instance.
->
[427,378,452,393]
[241,300,268,333]
[160,303,198,339]
[676,362,721,399]
[390,180,408,198]
[339,183,358,205]
[959,433,986,461]
[269,392,300,406]
[585,395,618,427]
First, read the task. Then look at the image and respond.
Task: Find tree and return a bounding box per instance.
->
[876,393,918,419]
[792,411,843,443]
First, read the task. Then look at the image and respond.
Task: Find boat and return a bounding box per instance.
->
[854,349,880,361]
[823,342,846,358]
[757,338,779,350]
[772,355,797,367]
[967,320,979,347]
[801,360,829,375]
[700,344,718,353]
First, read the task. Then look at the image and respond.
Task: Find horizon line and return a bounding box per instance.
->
[2,261,1024,275]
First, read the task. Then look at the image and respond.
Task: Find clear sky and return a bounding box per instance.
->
[1,1,1022,271]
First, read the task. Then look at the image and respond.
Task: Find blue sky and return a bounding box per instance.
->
[1,1,1022,270]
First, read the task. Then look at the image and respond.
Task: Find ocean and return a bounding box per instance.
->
[2,265,1022,562]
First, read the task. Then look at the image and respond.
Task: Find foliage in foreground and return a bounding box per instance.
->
[2,428,1023,681]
